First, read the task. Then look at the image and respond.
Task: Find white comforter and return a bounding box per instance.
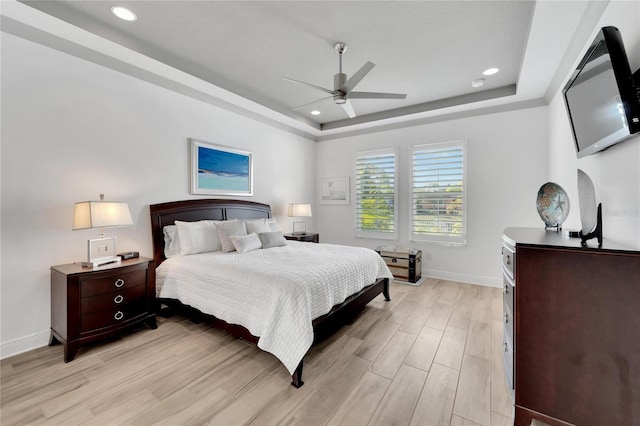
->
[156,241,393,374]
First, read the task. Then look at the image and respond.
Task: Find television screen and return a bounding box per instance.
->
[563,27,640,158]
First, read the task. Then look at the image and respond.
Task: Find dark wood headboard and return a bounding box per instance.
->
[149,199,271,267]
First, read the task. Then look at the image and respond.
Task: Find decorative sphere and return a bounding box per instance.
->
[536,182,570,228]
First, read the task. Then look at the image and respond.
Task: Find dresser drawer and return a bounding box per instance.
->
[503,275,514,316]
[502,245,515,279]
[80,302,147,332]
[503,301,514,346]
[80,284,147,315]
[80,269,147,297]
[503,331,514,390]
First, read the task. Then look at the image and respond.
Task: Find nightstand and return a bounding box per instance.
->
[284,233,319,243]
[50,257,157,362]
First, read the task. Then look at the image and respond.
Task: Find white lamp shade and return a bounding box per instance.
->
[73,201,133,230]
[288,203,312,217]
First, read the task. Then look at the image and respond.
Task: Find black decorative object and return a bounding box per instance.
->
[580,203,603,247]
[577,169,603,247]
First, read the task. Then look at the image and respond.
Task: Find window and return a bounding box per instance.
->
[355,149,397,239]
[411,140,466,244]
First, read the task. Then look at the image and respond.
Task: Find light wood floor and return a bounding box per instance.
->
[1,279,514,426]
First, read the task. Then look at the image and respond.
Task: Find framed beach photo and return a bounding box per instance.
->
[319,176,350,205]
[190,139,253,196]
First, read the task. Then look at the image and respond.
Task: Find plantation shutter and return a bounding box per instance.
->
[355,149,397,239]
[411,141,466,244]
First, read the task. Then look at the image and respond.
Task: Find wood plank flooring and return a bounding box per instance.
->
[0,279,514,425]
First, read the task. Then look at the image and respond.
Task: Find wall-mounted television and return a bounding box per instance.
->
[563,26,640,158]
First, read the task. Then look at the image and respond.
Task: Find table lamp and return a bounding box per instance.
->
[73,194,133,267]
[288,203,312,235]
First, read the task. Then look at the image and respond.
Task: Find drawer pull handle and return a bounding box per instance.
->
[114,295,124,304]
[504,284,509,294]
[504,342,508,352]
[504,313,509,324]
[392,258,397,263]
[505,255,511,265]
[114,311,124,321]
[114,278,125,288]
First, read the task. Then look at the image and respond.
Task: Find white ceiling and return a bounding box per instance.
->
[9,1,605,140]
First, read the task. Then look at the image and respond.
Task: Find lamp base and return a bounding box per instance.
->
[79,256,121,268]
[293,221,307,235]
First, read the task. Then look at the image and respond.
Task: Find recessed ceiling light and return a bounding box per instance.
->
[482,67,500,76]
[310,110,321,115]
[471,78,485,88]
[111,6,137,21]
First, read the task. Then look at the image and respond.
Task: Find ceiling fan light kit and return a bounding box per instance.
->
[283,42,407,118]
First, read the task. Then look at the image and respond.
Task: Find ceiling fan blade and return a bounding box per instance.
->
[348,91,407,99]
[291,95,334,111]
[341,99,356,118]
[340,61,375,93]
[281,77,335,95]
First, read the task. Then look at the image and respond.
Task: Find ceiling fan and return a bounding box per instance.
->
[282,42,407,118]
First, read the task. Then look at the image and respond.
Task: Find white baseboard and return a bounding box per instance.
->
[423,268,502,288]
[0,330,50,360]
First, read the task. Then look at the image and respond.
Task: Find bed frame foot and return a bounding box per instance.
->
[383,278,391,301]
[291,360,304,388]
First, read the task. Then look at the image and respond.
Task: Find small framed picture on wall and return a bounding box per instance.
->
[319,176,350,205]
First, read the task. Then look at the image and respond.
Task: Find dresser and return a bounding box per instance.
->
[50,257,157,362]
[503,228,640,426]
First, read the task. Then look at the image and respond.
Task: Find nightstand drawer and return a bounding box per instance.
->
[80,302,147,332]
[80,283,147,315]
[80,269,147,297]
[284,233,319,243]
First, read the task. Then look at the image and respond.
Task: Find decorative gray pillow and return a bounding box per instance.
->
[229,232,262,253]
[258,231,287,249]
[217,220,248,252]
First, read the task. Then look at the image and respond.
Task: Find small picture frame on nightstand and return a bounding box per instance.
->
[89,237,116,260]
[83,237,120,267]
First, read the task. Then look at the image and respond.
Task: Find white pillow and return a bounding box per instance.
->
[266,218,279,231]
[217,220,248,252]
[175,220,221,255]
[163,225,181,258]
[258,231,287,249]
[246,219,272,235]
[229,232,262,253]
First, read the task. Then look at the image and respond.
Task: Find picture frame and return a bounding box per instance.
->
[190,139,253,196]
[319,176,350,205]
[88,237,117,263]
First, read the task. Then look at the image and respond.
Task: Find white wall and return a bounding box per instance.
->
[0,33,316,357]
[316,107,549,286]
[547,0,640,248]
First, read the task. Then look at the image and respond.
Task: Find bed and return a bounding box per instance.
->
[150,199,391,387]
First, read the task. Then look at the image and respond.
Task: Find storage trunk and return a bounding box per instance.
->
[375,245,422,283]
